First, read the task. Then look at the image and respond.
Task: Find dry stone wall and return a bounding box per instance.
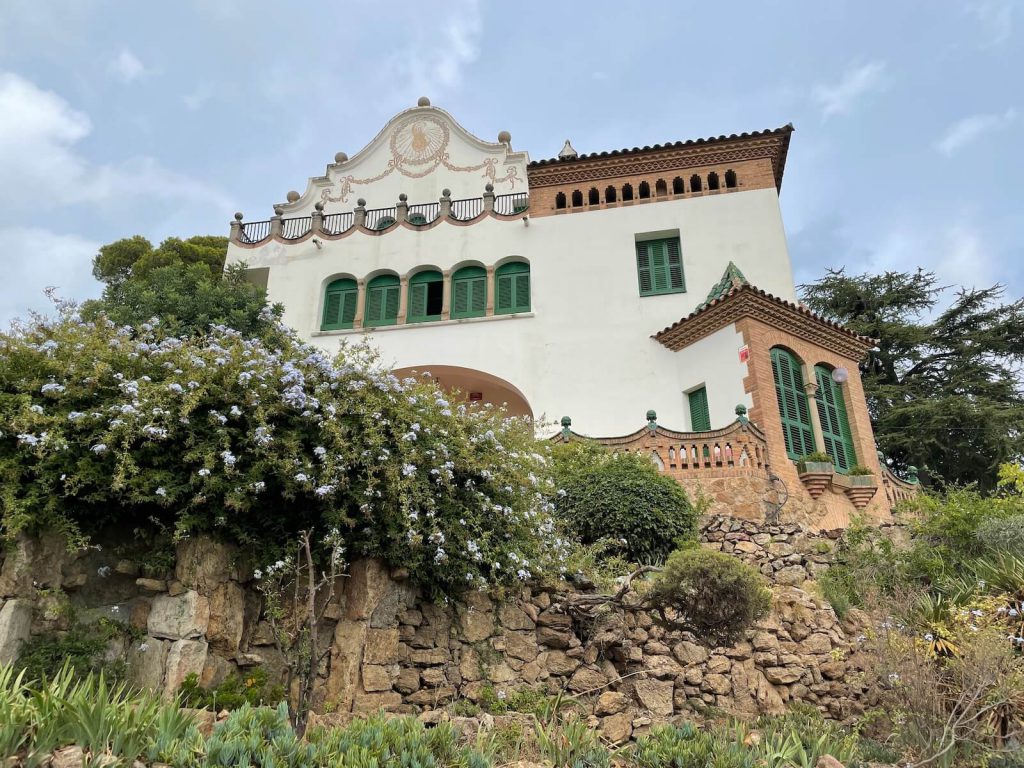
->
[0,524,879,742]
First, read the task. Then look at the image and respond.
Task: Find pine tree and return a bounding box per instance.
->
[800,268,1024,489]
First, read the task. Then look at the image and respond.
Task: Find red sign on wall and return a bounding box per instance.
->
[738,345,750,363]
[469,392,483,402]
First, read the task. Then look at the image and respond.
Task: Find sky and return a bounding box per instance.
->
[1,0,1021,324]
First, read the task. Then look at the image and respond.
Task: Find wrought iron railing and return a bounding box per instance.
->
[494,193,529,215]
[450,197,484,221]
[239,220,272,244]
[365,207,397,230]
[407,202,440,225]
[281,216,312,240]
[322,212,354,235]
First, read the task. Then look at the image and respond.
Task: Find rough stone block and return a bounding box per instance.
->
[362,628,401,664]
[207,581,245,653]
[164,639,208,698]
[634,679,674,717]
[0,599,32,665]
[148,591,210,640]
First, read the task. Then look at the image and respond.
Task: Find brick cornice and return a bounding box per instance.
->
[527,127,793,191]
[654,285,873,361]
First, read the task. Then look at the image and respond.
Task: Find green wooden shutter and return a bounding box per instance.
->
[814,366,857,472]
[688,387,711,431]
[770,348,816,460]
[408,283,427,321]
[666,238,685,291]
[364,275,399,327]
[321,279,357,330]
[636,242,653,294]
[637,238,685,296]
[495,262,531,314]
[452,266,487,319]
[649,241,668,292]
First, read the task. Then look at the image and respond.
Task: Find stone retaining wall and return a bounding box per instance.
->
[0,527,877,743]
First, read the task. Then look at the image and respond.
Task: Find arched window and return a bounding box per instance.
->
[707,172,720,190]
[725,169,738,188]
[571,189,584,207]
[375,215,396,230]
[672,176,685,194]
[408,213,428,226]
[639,181,651,199]
[622,183,634,201]
[407,270,443,323]
[495,262,530,314]
[690,174,702,192]
[655,179,668,196]
[814,365,857,472]
[605,185,617,203]
[452,266,487,319]
[364,275,400,327]
[555,192,567,210]
[771,348,816,460]
[588,187,600,205]
[321,278,357,331]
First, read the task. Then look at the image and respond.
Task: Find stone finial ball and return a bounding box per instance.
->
[273,205,283,215]
[646,409,657,422]
[560,415,572,427]
[399,193,408,202]
[234,212,243,221]
[314,202,324,211]
[417,96,431,107]
[286,190,300,202]
[357,198,366,207]
[485,183,494,192]
[334,151,348,163]
[497,130,511,144]
[442,188,451,197]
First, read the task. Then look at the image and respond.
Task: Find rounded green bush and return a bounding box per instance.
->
[976,514,1024,554]
[553,447,696,563]
[650,547,771,645]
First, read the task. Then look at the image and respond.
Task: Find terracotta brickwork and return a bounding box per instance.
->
[527,157,777,217]
[735,316,888,529]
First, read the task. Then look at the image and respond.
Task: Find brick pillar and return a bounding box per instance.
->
[803,379,827,454]
[441,270,452,321]
[485,265,496,316]
[397,275,409,324]
[353,279,366,329]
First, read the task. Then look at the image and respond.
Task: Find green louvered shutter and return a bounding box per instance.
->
[452,266,486,319]
[364,275,400,327]
[408,283,427,321]
[495,262,530,314]
[666,238,685,291]
[321,279,357,330]
[688,387,711,431]
[636,242,653,294]
[637,238,685,296]
[814,366,856,472]
[771,348,816,460]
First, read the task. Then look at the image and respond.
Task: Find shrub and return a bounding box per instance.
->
[847,464,874,476]
[632,723,754,768]
[797,452,832,464]
[977,515,1024,554]
[178,669,285,711]
[16,619,132,684]
[0,305,568,597]
[534,715,609,768]
[816,515,910,616]
[649,547,770,645]
[553,450,696,563]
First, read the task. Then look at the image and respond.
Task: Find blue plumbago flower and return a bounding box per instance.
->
[29,405,44,414]
[91,443,108,454]
[198,468,211,477]
[40,382,65,395]
[221,450,237,467]
[402,463,417,477]
[155,487,167,497]
[294,473,309,483]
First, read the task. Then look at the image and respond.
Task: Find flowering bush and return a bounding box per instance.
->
[0,302,567,596]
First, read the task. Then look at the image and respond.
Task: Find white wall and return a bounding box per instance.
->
[225,187,793,436]
[672,324,751,430]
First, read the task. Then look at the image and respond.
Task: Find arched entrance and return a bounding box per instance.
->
[393,365,533,419]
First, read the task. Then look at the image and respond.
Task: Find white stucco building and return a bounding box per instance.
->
[225,98,914,524]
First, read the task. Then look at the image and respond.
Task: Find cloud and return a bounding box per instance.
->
[967,0,1013,46]
[0,71,233,213]
[389,0,483,100]
[0,227,101,326]
[182,82,213,111]
[109,49,147,83]
[813,61,886,119]
[934,108,1016,156]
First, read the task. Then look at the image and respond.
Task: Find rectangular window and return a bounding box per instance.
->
[688,387,711,432]
[636,237,685,296]
[452,276,486,318]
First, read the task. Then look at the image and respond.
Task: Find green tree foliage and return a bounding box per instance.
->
[0,306,567,596]
[85,235,282,339]
[650,547,770,646]
[799,268,1024,489]
[551,443,696,563]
